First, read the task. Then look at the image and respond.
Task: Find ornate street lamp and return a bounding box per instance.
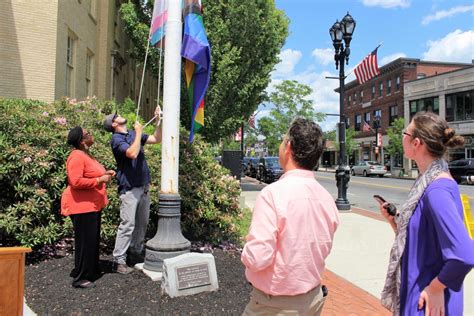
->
[329,12,356,211]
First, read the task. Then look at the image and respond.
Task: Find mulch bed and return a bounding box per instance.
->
[25,248,251,315]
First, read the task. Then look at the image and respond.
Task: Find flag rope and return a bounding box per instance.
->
[135,0,166,124]
[135,27,152,122]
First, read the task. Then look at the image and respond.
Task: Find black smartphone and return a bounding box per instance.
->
[373,195,397,216]
[373,194,386,204]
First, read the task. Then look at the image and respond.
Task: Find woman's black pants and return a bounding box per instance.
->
[69,211,101,287]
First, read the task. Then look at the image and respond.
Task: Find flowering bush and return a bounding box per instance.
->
[0,97,242,248]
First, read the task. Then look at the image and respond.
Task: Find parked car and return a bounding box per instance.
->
[257,157,284,183]
[351,161,386,177]
[448,158,474,184]
[242,157,250,175]
[247,158,259,178]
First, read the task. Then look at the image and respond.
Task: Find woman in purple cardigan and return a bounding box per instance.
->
[380,112,474,315]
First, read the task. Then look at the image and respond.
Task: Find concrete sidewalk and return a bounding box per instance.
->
[240,178,474,316]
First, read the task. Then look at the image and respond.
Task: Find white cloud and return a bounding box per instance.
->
[272,49,302,77]
[422,5,474,25]
[423,29,474,62]
[361,0,410,9]
[379,52,407,66]
[311,48,334,66]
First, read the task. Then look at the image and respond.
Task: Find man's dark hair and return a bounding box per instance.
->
[287,117,324,170]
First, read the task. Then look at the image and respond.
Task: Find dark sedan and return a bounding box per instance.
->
[448,158,474,184]
[257,157,284,183]
[246,157,259,178]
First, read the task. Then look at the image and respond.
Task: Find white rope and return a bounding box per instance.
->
[135,30,151,122]
[136,0,166,125]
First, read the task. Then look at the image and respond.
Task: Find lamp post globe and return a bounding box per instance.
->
[330,12,356,211]
[341,12,356,38]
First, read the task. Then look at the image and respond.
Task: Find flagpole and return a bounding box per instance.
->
[144,0,191,272]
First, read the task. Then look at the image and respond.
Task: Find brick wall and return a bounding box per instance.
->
[0,0,59,102]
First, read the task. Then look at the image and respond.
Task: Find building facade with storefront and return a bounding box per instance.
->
[337,58,471,170]
[403,66,474,175]
[0,0,157,119]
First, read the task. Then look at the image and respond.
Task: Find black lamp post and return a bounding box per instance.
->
[329,12,356,211]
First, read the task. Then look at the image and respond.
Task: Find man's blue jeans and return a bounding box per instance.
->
[113,186,150,265]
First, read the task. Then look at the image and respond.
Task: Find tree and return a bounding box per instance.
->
[120,0,289,143]
[258,80,326,155]
[324,130,336,141]
[386,117,405,166]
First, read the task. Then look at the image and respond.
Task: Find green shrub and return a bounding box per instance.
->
[0,97,242,248]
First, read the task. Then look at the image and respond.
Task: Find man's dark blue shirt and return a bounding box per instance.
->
[111,130,150,195]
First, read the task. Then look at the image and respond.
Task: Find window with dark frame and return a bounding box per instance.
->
[355,114,361,131]
[396,76,400,91]
[409,97,439,119]
[389,105,398,125]
[364,112,370,124]
[371,84,375,99]
[445,90,473,122]
[66,35,75,97]
[387,79,391,94]
[379,82,383,97]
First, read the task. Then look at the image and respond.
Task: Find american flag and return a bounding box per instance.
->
[248,113,256,129]
[362,120,372,132]
[354,46,381,84]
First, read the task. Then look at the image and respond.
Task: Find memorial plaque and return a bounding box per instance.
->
[162,253,218,297]
[176,263,211,290]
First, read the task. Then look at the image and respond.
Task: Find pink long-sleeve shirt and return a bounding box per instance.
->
[241,169,340,296]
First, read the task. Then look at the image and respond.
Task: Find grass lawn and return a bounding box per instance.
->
[235,207,252,243]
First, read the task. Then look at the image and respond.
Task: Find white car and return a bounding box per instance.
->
[351,161,387,177]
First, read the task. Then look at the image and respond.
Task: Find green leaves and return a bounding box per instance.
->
[119,0,289,143]
[0,97,243,248]
[258,80,326,155]
[386,117,405,158]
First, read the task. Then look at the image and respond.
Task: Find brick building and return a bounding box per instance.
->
[0,0,157,119]
[337,58,471,169]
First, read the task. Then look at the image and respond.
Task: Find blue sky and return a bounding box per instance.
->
[258,0,474,131]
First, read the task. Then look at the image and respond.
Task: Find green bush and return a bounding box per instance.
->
[0,97,242,248]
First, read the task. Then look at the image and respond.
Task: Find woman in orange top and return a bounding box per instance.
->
[61,126,115,289]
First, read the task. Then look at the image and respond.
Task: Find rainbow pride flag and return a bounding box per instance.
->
[150,0,168,47]
[181,0,211,142]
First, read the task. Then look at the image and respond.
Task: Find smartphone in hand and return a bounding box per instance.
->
[373,194,397,216]
[373,194,386,204]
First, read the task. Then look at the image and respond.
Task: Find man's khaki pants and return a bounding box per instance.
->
[242,285,326,315]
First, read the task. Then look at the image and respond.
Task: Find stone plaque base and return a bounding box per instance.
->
[162,253,219,297]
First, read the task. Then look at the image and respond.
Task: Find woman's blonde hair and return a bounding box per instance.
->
[412,111,464,158]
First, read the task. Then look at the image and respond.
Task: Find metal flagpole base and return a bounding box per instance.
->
[144,193,191,272]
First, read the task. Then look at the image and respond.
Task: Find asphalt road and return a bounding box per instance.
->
[314,171,474,212]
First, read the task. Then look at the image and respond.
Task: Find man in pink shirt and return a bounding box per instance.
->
[241,117,340,315]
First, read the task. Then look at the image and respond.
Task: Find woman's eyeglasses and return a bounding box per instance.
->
[402,128,412,137]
